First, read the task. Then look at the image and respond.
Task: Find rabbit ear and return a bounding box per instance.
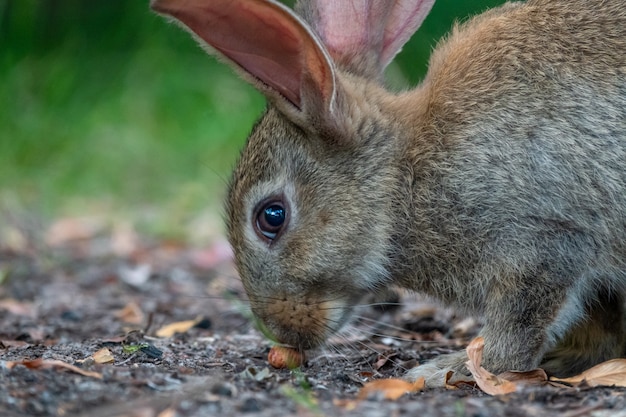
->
[151,0,337,125]
[300,0,435,75]
[380,0,436,67]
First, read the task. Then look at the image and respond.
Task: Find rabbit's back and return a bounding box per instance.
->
[399,0,626,303]
[421,0,625,130]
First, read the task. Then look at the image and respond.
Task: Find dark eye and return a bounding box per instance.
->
[255,200,288,241]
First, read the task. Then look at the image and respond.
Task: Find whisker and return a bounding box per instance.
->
[352,301,404,309]
[299,313,411,374]
[351,314,412,334]
[337,327,410,374]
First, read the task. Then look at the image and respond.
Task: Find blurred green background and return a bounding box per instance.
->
[0,0,504,240]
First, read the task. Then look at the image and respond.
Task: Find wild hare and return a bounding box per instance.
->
[152,0,626,386]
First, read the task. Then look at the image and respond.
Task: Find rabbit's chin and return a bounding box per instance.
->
[251,293,356,350]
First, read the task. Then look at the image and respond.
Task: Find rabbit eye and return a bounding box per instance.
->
[254,200,288,241]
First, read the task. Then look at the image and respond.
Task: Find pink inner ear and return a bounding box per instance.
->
[306,0,435,71]
[316,1,387,63]
[381,0,435,67]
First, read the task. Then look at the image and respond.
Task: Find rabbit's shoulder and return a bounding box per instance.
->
[427,0,624,90]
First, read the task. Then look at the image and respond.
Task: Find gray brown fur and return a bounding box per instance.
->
[227,0,625,385]
[160,0,626,386]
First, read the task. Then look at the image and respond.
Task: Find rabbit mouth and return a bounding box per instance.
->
[252,294,353,350]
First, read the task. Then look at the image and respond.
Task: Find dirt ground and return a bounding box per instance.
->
[1,223,625,417]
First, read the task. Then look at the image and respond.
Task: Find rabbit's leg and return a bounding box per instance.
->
[404,350,469,387]
[541,287,626,377]
[407,274,578,387]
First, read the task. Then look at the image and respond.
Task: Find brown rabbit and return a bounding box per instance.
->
[151,0,626,386]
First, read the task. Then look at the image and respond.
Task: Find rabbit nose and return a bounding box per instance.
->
[265,296,327,333]
[252,294,341,348]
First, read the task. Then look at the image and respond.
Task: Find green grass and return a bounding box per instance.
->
[0,3,266,236]
[0,0,505,239]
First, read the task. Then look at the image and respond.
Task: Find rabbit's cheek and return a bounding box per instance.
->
[253,295,351,348]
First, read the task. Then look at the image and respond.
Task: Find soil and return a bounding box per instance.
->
[1,229,625,417]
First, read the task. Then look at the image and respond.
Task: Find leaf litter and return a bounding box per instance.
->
[1,217,626,416]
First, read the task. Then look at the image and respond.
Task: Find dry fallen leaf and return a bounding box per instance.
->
[498,369,548,385]
[93,348,115,364]
[241,366,273,382]
[156,316,203,338]
[550,359,626,387]
[7,358,102,379]
[115,302,146,325]
[358,377,425,400]
[463,337,626,393]
[444,370,477,390]
[465,337,517,395]
[0,299,36,317]
[0,340,30,348]
[373,355,392,371]
[157,407,176,417]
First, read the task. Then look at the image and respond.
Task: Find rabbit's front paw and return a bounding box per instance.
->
[405,351,470,388]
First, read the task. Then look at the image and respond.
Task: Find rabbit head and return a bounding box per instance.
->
[150,0,434,349]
